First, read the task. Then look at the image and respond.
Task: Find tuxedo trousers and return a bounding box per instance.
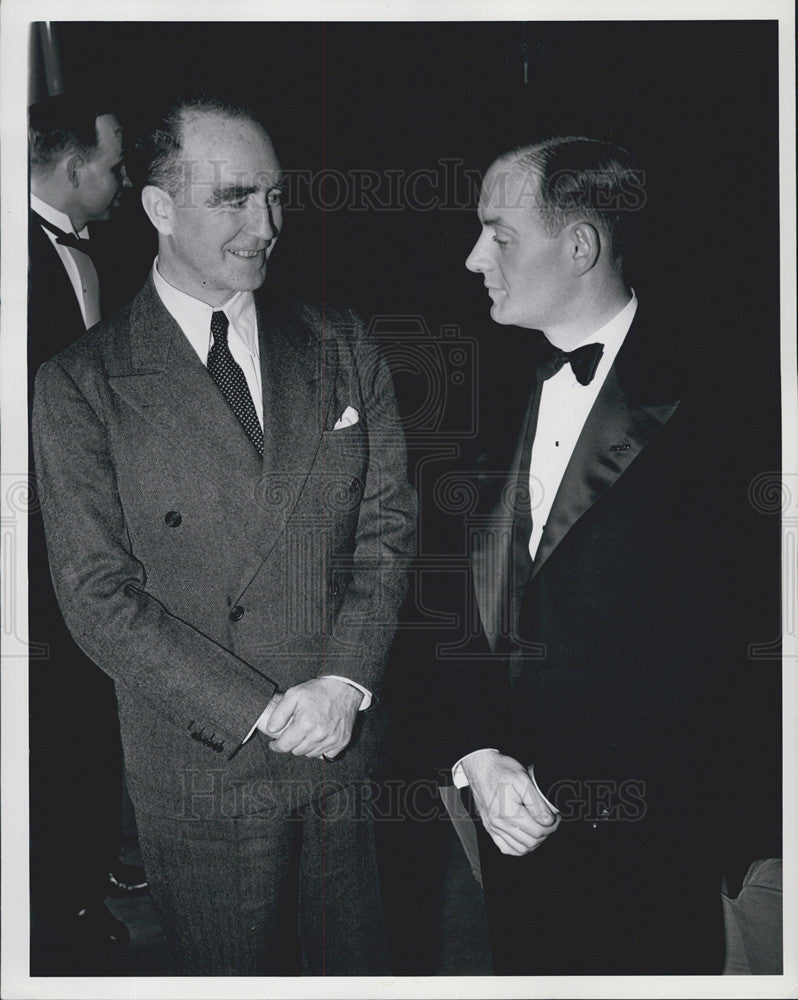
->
[469,788,726,975]
[28,514,123,918]
[133,778,389,975]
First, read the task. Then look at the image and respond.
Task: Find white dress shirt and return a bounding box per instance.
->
[152,259,263,427]
[528,292,638,559]
[31,193,101,329]
[150,260,371,735]
[452,293,638,795]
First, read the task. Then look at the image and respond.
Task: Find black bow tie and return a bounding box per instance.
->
[538,340,605,386]
[33,211,94,257]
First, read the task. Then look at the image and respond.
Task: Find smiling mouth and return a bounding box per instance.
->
[227,248,265,259]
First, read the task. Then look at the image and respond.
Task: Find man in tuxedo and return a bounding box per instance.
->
[28,92,147,951]
[448,136,730,974]
[32,95,415,974]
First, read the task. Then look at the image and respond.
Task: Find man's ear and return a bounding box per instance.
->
[568,222,600,276]
[66,154,83,188]
[141,185,175,236]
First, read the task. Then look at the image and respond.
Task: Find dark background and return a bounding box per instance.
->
[52,20,782,970]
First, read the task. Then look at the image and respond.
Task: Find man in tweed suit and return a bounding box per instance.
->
[32,95,415,975]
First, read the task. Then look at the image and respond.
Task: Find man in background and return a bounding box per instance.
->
[28,91,146,950]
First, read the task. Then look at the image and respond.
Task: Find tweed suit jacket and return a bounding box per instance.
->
[32,276,416,816]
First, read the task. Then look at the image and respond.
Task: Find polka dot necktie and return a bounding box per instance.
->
[207,311,264,456]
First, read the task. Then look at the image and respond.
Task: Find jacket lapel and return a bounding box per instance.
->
[107,278,265,480]
[241,295,339,569]
[472,310,683,646]
[530,370,679,579]
[530,313,681,580]
[107,281,338,592]
[472,389,540,652]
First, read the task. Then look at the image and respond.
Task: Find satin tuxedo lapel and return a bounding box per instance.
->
[531,367,679,580]
[28,215,88,378]
[472,389,539,652]
[473,313,680,650]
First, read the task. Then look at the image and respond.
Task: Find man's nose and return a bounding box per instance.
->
[245,201,279,243]
[465,237,488,273]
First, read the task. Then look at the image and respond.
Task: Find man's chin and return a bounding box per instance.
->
[489,301,514,325]
[233,268,269,292]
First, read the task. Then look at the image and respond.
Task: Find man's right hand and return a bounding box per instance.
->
[462,750,560,856]
[255,692,285,736]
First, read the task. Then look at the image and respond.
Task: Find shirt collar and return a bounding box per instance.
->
[573,290,638,355]
[151,257,257,356]
[30,193,89,239]
[545,291,638,391]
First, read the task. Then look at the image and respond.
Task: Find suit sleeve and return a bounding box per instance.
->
[440,613,514,778]
[32,358,277,757]
[318,312,416,697]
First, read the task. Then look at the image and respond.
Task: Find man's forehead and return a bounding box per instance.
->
[182,112,273,153]
[95,114,124,158]
[182,113,280,181]
[479,162,540,216]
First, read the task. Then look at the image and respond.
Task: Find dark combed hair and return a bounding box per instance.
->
[128,93,262,195]
[28,92,115,175]
[500,136,645,262]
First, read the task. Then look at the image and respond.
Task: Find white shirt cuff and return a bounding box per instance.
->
[452,748,500,788]
[243,677,372,745]
[322,675,372,710]
[451,749,559,813]
[244,702,277,743]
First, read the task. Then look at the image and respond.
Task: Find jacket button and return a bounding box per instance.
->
[229,605,245,622]
[165,511,182,527]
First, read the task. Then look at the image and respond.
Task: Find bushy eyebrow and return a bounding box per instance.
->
[206,184,258,207]
[206,182,284,207]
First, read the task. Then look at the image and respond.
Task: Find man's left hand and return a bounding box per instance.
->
[264,677,361,759]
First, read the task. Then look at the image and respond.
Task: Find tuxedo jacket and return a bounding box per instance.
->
[28,210,149,382]
[32,277,416,816]
[28,212,100,380]
[28,211,109,665]
[449,305,734,823]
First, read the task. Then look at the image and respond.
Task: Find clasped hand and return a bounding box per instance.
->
[256,677,361,759]
[463,750,560,856]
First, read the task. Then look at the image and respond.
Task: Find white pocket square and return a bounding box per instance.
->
[333,406,359,430]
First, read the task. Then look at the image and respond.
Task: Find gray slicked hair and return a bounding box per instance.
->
[129,93,263,196]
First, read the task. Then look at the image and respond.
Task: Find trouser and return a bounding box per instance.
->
[134,780,389,975]
[29,652,123,919]
[470,787,726,975]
